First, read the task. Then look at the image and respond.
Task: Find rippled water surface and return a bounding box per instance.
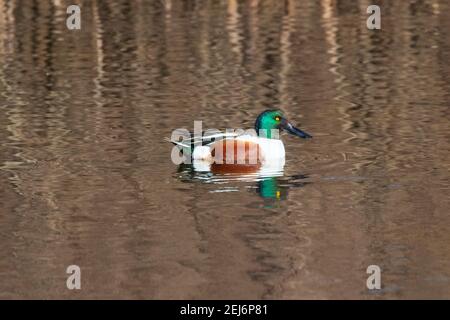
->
[0,0,449,299]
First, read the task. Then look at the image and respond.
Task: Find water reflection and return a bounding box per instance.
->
[0,0,449,299]
[176,163,309,204]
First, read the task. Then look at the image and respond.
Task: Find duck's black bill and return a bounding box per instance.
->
[283,122,312,139]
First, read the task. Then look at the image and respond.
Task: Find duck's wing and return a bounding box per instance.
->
[198,132,240,146]
[166,131,240,150]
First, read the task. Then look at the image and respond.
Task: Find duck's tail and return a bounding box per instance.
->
[164,137,191,149]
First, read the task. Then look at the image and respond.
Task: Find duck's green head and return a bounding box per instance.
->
[254,109,312,139]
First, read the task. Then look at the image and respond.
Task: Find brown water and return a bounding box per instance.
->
[0,0,449,299]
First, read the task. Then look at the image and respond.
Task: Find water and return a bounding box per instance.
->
[0,0,449,299]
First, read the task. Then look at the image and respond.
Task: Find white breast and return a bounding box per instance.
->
[192,145,212,161]
[236,135,285,163]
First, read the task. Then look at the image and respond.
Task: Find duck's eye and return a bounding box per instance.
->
[275,116,281,121]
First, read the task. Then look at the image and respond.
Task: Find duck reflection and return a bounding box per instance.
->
[176,163,309,201]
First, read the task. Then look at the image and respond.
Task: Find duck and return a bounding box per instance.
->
[169,109,312,173]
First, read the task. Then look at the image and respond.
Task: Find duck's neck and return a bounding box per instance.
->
[257,129,280,139]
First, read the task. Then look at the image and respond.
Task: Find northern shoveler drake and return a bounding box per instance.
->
[169,109,312,174]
